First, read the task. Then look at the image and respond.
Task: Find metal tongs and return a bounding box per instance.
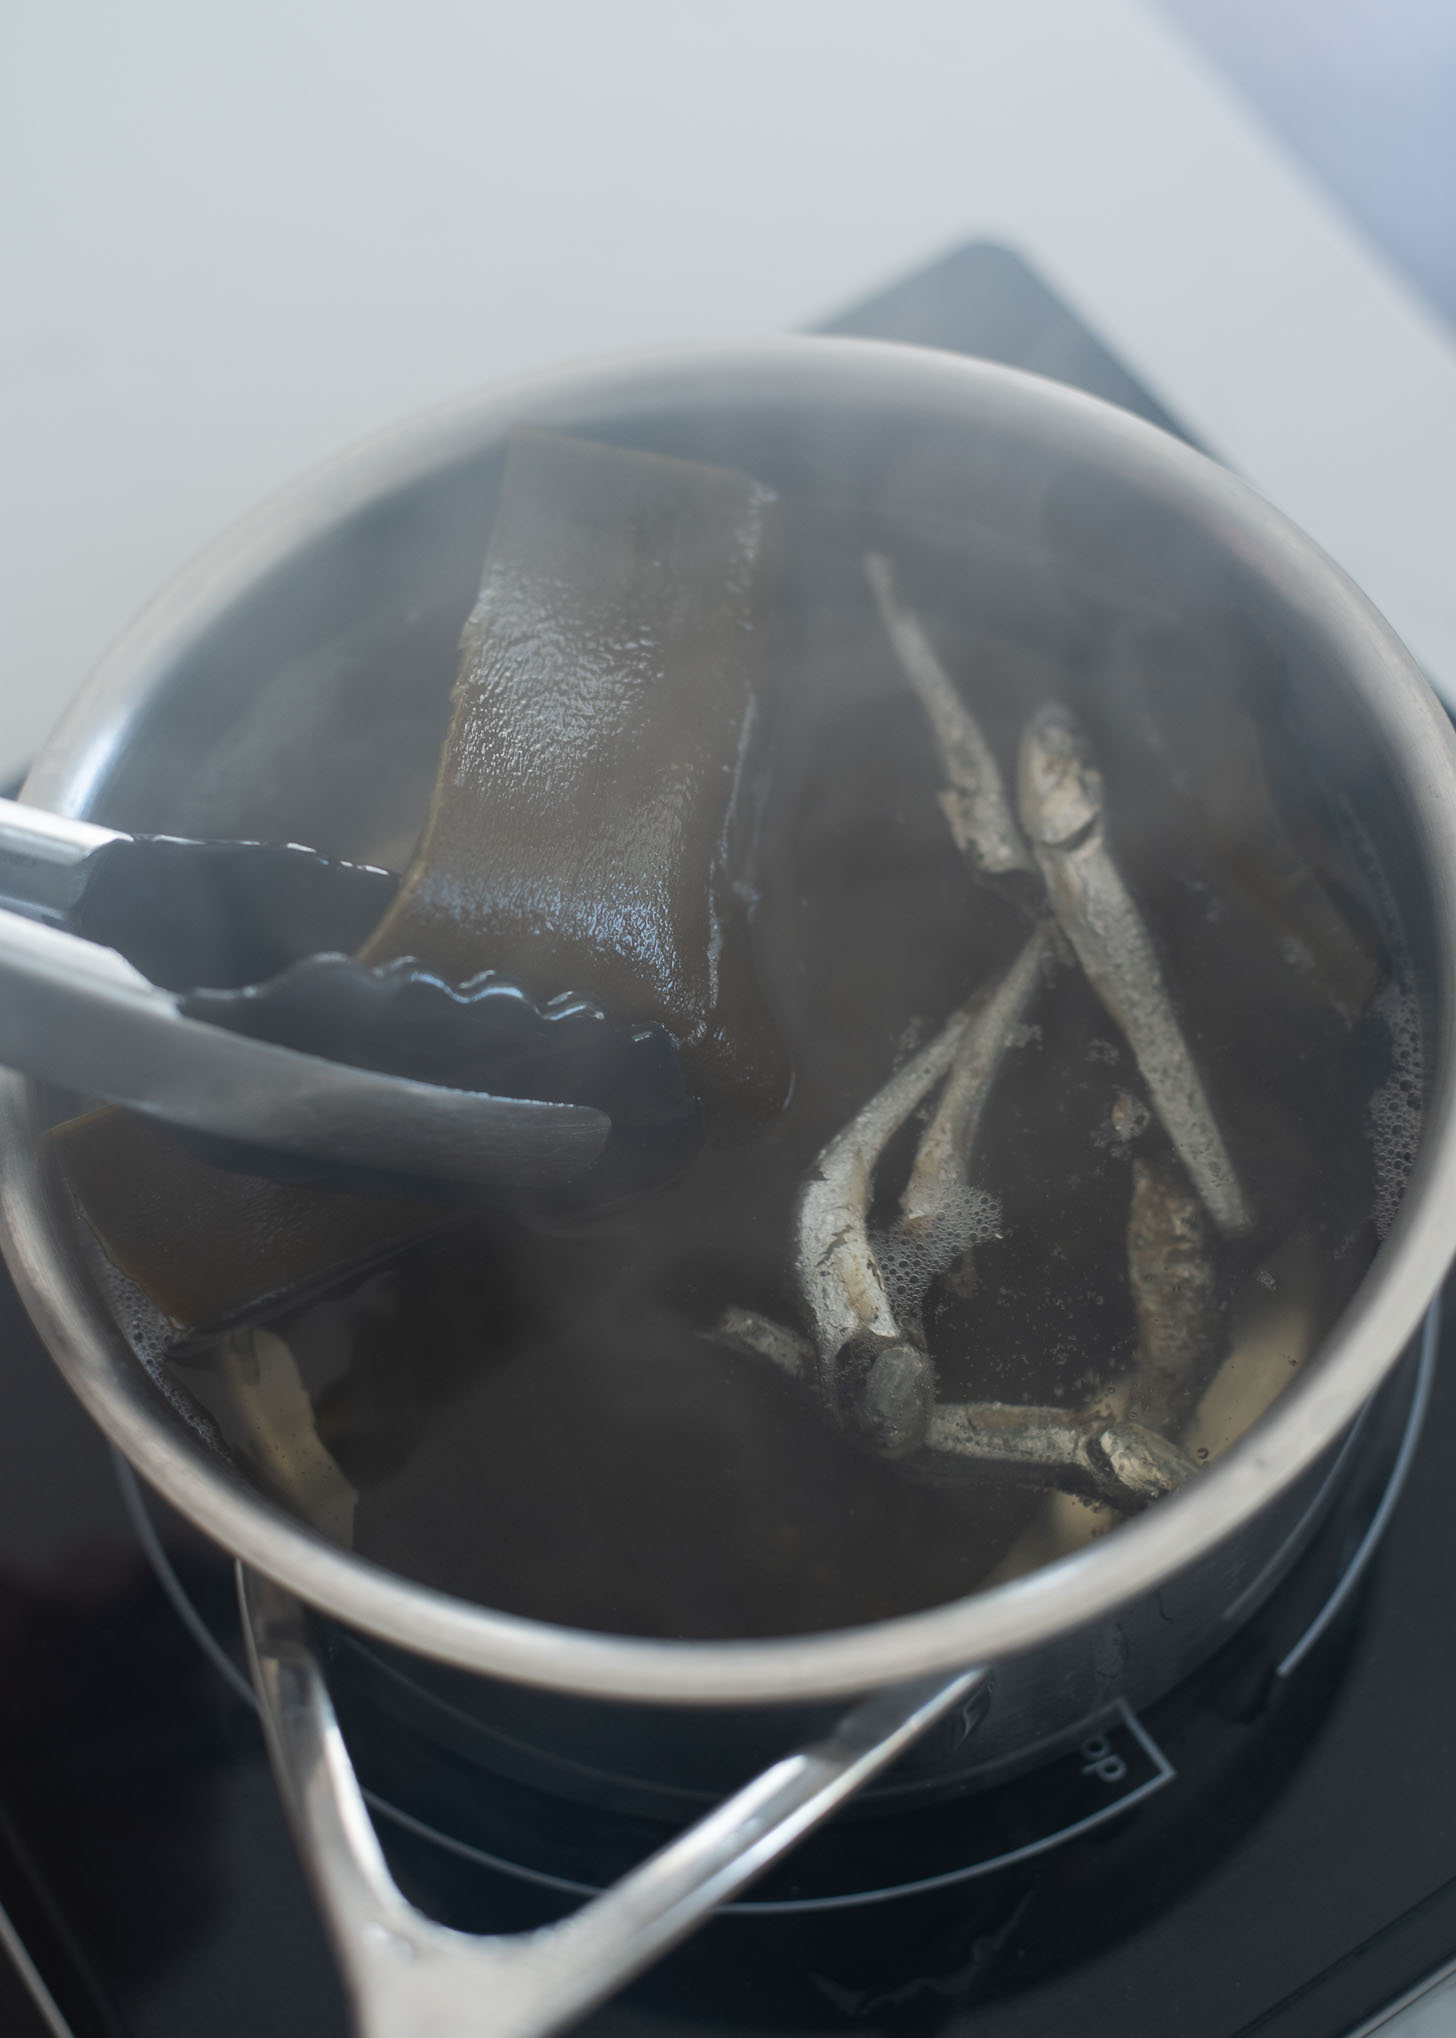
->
[0,799,611,1196]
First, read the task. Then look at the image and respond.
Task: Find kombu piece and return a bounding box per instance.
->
[50,430,787,1332]
[52,1108,444,1334]
[361,429,788,1121]
[1175,703,1381,1022]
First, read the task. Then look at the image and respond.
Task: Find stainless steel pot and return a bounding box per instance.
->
[3,339,1455,2037]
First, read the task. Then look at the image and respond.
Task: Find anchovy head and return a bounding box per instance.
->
[1018,703,1103,849]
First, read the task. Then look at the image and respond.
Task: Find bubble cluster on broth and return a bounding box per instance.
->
[52,429,1414,1640]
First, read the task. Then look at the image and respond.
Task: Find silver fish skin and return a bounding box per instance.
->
[710,1306,814,1381]
[797,925,1049,1371]
[899,921,1053,1241]
[1124,1156,1223,1434]
[864,552,1034,878]
[922,1401,1198,1511]
[1016,702,1252,1238]
[795,1005,975,1368]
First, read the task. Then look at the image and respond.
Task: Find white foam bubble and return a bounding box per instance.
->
[873,1183,1002,1321]
[78,1227,225,1448]
[1367,975,1423,1241]
[1332,795,1425,1246]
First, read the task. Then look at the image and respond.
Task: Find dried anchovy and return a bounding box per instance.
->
[1016,702,1252,1237]
[899,922,1053,1238]
[711,1306,813,1381]
[864,552,1033,878]
[922,1400,1197,1511]
[791,929,1052,1457]
[795,1006,975,1367]
[1124,1156,1224,1435]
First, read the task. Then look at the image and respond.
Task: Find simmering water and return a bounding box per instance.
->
[80,490,1418,1641]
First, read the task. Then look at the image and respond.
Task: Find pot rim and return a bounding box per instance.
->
[3,335,1454,1706]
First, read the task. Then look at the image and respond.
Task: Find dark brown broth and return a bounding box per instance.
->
[170,509,1399,1640]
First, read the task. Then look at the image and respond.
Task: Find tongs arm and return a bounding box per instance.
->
[0,796,121,928]
[0,795,399,990]
[0,906,609,1195]
[0,800,609,1196]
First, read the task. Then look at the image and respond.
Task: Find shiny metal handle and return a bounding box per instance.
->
[0,795,120,864]
[0,795,120,927]
[240,1566,988,2038]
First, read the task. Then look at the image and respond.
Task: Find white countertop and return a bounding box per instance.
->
[3,0,1455,786]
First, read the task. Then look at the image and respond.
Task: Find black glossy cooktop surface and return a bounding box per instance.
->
[2,244,1454,2038]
